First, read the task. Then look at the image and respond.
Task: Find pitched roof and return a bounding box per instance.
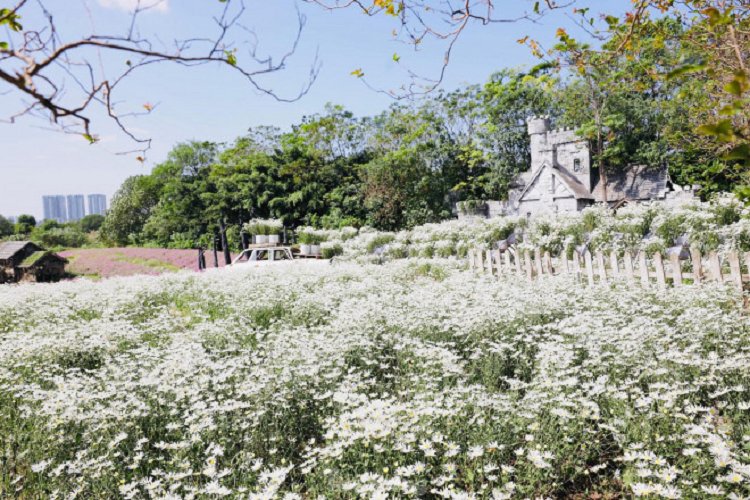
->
[517,163,594,202]
[18,250,68,268]
[0,241,42,260]
[553,166,594,200]
[592,165,668,202]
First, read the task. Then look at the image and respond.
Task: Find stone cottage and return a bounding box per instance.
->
[0,241,69,284]
[508,116,698,217]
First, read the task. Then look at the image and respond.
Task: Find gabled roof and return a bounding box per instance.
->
[553,167,594,200]
[0,241,42,260]
[591,165,668,202]
[18,250,68,268]
[517,163,594,202]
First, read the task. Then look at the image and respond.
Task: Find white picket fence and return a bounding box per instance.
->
[468,246,750,294]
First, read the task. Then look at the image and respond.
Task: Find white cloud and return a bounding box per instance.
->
[95,0,168,13]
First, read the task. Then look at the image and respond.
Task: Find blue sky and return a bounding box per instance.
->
[1,0,630,220]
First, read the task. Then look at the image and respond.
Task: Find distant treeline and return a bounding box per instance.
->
[97,20,742,249]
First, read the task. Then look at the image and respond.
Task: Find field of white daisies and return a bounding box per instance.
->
[2,248,750,499]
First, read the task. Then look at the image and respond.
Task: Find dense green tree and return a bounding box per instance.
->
[142,141,218,247]
[479,68,558,199]
[39,219,61,232]
[16,215,36,235]
[0,216,14,237]
[101,176,160,246]
[80,214,106,233]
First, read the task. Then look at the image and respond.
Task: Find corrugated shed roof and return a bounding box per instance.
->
[591,165,668,202]
[0,241,40,260]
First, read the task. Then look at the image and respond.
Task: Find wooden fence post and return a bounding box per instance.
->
[728,251,743,292]
[486,250,493,276]
[544,251,553,275]
[476,248,484,274]
[573,252,582,280]
[560,253,570,274]
[610,252,620,277]
[525,250,533,282]
[468,249,475,271]
[670,251,683,287]
[504,250,512,277]
[709,251,722,282]
[584,251,595,286]
[494,251,503,278]
[654,252,667,290]
[534,250,544,277]
[596,251,608,284]
[639,252,650,289]
[623,251,635,289]
[514,249,523,277]
[691,249,703,288]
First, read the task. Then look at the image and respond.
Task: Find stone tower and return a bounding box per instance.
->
[525,115,592,192]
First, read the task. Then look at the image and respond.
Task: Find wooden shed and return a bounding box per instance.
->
[0,241,69,284]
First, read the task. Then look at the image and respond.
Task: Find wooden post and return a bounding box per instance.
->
[494,251,503,278]
[584,251,595,286]
[654,252,667,290]
[525,250,533,282]
[639,251,650,289]
[476,249,484,273]
[560,252,570,274]
[623,251,635,289]
[534,249,544,277]
[573,252,581,279]
[728,251,743,292]
[670,252,683,287]
[504,250,512,276]
[691,249,703,288]
[596,251,607,284]
[609,252,620,277]
[514,249,523,277]
[544,251,553,275]
[468,249,475,270]
[709,251,722,282]
[486,250,493,276]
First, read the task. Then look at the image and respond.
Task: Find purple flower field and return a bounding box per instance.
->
[59,248,238,279]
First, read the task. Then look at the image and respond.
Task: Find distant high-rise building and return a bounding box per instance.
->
[66,195,85,221]
[88,194,107,216]
[43,195,67,222]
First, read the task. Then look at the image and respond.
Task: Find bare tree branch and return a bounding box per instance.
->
[0,0,319,159]
[307,0,572,98]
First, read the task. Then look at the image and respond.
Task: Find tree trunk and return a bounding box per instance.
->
[213,238,219,268]
[219,219,231,265]
[597,129,608,205]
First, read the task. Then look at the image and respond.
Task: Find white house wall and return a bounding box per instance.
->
[517,166,578,216]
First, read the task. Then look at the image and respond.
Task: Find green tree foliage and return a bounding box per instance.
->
[32,227,87,249]
[80,214,106,233]
[103,18,750,248]
[16,215,36,235]
[39,219,61,232]
[0,216,14,237]
[100,176,160,246]
[480,68,558,199]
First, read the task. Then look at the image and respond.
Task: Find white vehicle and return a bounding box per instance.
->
[231,247,294,266]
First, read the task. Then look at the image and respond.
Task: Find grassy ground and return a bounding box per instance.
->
[59,248,237,279]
